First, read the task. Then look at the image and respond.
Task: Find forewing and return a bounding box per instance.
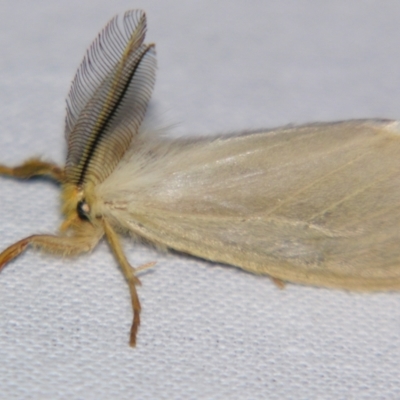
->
[65,10,156,186]
[99,120,400,290]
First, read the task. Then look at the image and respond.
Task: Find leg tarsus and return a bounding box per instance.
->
[135,261,157,274]
[103,219,150,347]
[129,262,156,346]
[271,277,286,289]
[129,279,141,347]
[0,237,31,272]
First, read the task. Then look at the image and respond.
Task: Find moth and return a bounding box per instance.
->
[1,10,400,347]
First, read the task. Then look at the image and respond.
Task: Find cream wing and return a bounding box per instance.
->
[96,119,400,290]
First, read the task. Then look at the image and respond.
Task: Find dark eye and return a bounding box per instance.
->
[77,200,90,221]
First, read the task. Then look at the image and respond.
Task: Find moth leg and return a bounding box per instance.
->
[0,158,65,183]
[0,222,103,272]
[103,219,144,347]
[271,277,286,289]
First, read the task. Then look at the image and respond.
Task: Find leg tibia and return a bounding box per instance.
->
[0,222,103,272]
[0,158,65,182]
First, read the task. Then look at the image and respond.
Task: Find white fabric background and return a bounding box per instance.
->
[0,1,400,399]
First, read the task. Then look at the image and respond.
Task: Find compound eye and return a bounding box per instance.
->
[77,200,90,221]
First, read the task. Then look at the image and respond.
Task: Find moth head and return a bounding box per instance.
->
[61,183,96,227]
[76,199,91,221]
